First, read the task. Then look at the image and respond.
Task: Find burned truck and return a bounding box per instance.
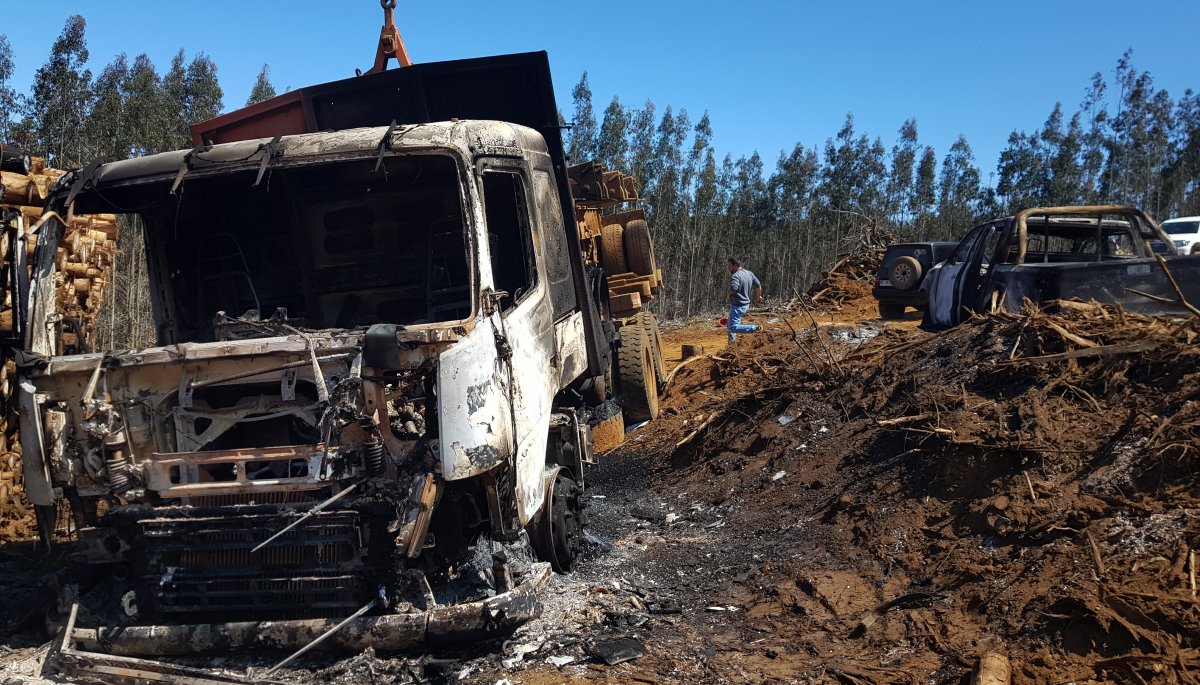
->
[18,53,664,654]
[924,205,1200,327]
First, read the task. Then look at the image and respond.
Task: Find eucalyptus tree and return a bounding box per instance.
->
[886,119,919,226]
[597,96,629,173]
[30,15,92,165]
[565,71,597,163]
[0,35,18,141]
[936,135,982,240]
[246,64,277,106]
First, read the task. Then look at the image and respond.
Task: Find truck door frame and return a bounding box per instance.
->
[955,220,1009,319]
[475,157,559,525]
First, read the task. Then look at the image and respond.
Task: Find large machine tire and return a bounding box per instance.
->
[617,315,659,422]
[623,219,656,277]
[600,224,627,275]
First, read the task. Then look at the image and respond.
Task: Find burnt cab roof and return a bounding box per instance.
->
[71,121,551,194]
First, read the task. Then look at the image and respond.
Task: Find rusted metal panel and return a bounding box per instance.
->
[64,563,553,655]
[145,445,330,498]
[49,603,274,684]
[436,315,512,481]
[189,91,310,147]
[404,473,440,557]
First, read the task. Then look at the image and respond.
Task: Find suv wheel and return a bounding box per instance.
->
[890,256,923,291]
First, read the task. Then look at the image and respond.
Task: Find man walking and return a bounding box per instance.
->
[726,257,763,343]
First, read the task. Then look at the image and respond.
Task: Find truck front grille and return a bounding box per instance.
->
[149,570,364,620]
[134,508,385,623]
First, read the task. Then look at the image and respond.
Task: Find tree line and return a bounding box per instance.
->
[564,52,1200,318]
[0,17,280,166]
[3,17,1200,324]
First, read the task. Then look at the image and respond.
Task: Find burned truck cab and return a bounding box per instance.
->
[19,121,592,646]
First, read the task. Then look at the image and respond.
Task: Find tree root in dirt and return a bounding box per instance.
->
[638,299,1200,684]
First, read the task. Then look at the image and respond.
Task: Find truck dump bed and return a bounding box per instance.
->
[192,52,562,147]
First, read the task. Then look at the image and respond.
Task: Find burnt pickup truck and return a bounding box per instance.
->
[872,241,957,319]
[924,205,1200,327]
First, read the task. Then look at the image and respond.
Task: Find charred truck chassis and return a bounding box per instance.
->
[17,53,640,655]
[924,205,1200,327]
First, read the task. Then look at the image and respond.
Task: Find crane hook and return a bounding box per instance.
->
[367,0,411,73]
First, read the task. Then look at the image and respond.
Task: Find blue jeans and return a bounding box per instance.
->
[727,303,757,342]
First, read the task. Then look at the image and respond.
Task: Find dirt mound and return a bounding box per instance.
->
[637,304,1200,683]
[804,221,896,315]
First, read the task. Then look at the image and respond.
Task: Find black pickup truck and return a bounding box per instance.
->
[872,241,958,319]
[923,205,1200,327]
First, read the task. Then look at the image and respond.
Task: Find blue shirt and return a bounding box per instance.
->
[729,269,761,306]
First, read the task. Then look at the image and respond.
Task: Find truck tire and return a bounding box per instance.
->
[878,301,906,320]
[600,224,627,275]
[530,471,584,573]
[623,219,656,277]
[890,256,922,291]
[617,315,659,422]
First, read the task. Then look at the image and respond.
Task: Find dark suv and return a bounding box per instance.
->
[872,241,957,319]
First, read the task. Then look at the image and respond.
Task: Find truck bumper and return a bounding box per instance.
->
[872,287,928,309]
[66,562,553,656]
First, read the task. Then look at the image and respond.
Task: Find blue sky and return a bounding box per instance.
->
[4,1,1199,184]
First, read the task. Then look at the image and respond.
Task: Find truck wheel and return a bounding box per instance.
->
[878,301,906,320]
[890,256,922,291]
[617,316,659,422]
[623,219,656,277]
[600,224,627,275]
[530,472,584,573]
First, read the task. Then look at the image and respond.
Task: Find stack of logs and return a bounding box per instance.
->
[1,144,121,534]
[1,160,120,348]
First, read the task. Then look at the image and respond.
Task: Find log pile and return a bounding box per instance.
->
[1,148,121,535]
[2,159,119,347]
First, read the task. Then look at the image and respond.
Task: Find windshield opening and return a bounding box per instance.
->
[1018,215,1141,263]
[78,154,472,346]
